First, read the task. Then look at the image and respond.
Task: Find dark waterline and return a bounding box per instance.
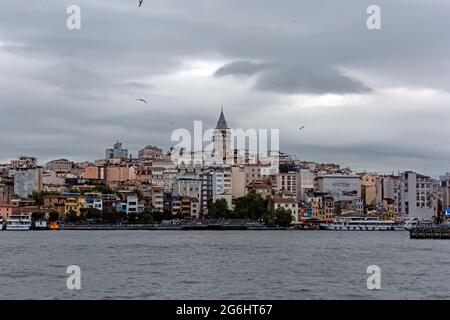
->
[0,230,449,299]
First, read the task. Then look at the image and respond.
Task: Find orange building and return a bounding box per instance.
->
[0,202,17,219]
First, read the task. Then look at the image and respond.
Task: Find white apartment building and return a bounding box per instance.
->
[401,171,439,219]
[212,169,232,208]
[9,168,43,199]
[276,171,297,196]
[314,175,361,202]
[176,174,202,200]
[85,192,103,211]
[270,196,299,223]
[126,194,143,214]
[296,169,315,201]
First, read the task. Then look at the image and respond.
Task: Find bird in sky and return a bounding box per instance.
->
[299,125,305,131]
[138,0,144,7]
[136,98,148,103]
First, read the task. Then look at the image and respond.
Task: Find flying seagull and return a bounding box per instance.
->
[138,0,144,7]
[299,125,305,131]
[136,98,148,103]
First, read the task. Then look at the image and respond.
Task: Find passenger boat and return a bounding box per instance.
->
[320,216,405,231]
[33,220,48,230]
[6,214,32,231]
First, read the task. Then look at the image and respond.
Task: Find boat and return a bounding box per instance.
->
[33,220,48,230]
[0,217,4,231]
[6,214,32,231]
[50,221,60,230]
[404,217,434,231]
[320,216,405,231]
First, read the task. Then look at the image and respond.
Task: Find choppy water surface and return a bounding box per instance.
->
[0,230,449,299]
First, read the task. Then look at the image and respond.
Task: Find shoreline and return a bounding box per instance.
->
[59,224,285,231]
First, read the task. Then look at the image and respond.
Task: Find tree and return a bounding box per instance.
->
[234,190,268,220]
[101,210,112,223]
[127,212,138,223]
[31,211,45,220]
[66,210,79,223]
[49,211,59,221]
[209,198,230,219]
[152,211,163,223]
[81,208,102,222]
[152,210,174,223]
[139,211,153,224]
[262,212,275,227]
[118,210,127,223]
[274,207,293,227]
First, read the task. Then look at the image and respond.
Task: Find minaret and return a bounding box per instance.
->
[212,106,231,166]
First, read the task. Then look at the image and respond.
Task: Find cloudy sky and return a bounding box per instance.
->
[1,0,450,177]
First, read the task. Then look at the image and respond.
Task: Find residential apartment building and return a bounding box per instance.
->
[276,171,297,196]
[269,195,299,223]
[314,175,361,202]
[401,171,439,219]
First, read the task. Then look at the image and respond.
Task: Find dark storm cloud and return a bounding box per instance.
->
[214,61,270,77]
[215,61,371,94]
[255,64,371,94]
[1,0,450,176]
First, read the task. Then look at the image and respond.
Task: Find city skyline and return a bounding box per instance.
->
[0,108,447,180]
[1,1,450,177]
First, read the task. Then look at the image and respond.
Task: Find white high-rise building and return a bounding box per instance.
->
[314,175,361,202]
[212,169,232,208]
[9,157,43,199]
[296,169,315,201]
[401,171,439,220]
[105,141,128,160]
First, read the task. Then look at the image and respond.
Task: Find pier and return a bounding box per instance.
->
[409,225,450,239]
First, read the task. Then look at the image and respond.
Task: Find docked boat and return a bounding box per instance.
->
[0,217,4,230]
[6,214,32,231]
[320,216,405,231]
[50,221,60,230]
[404,217,433,231]
[33,220,48,230]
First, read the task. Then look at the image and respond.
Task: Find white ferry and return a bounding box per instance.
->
[6,214,32,231]
[320,216,405,231]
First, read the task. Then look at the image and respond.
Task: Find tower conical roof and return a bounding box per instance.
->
[216,106,229,129]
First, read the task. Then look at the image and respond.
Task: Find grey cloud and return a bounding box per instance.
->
[255,64,372,94]
[214,61,270,77]
[116,82,154,91]
[1,0,450,177]
[215,61,371,94]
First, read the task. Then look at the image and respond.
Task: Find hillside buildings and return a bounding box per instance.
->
[0,109,446,223]
[8,156,43,198]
